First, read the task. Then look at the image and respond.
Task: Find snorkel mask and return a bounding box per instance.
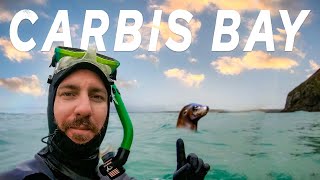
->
[47,46,133,179]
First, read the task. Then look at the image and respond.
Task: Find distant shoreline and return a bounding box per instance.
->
[3,109,318,114]
[159,109,283,113]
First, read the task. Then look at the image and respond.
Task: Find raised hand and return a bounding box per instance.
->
[173,138,210,180]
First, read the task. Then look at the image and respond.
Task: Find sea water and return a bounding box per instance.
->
[0,112,319,180]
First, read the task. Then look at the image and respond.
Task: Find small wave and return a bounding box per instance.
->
[212,168,247,180]
[267,171,293,180]
[0,139,9,145]
[195,129,209,134]
[290,152,314,157]
[212,142,228,146]
[244,152,268,157]
[254,143,274,146]
[159,123,173,129]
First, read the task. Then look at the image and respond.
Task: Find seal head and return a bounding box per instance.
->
[176,103,209,131]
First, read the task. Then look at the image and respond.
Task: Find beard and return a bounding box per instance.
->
[59,116,101,144]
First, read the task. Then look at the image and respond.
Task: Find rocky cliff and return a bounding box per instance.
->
[283,69,320,112]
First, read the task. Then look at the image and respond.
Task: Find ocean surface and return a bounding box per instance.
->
[0,112,319,180]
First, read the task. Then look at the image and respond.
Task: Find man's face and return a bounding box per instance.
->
[54,69,108,144]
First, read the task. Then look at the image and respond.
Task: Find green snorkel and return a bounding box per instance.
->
[111,84,134,151]
[99,84,134,178]
[50,46,134,179]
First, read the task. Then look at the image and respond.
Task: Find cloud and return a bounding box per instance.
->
[273,28,301,43]
[134,54,159,64]
[273,28,286,42]
[151,0,308,16]
[306,60,320,77]
[274,28,304,58]
[40,48,55,61]
[164,68,205,87]
[279,45,305,59]
[0,0,47,8]
[211,57,245,75]
[0,8,14,23]
[309,60,320,71]
[122,18,201,51]
[292,46,306,59]
[31,0,47,5]
[140,19,201,51]
[303,10,313,25]
[70,24,80,38]
[189,57,198,64]
[151,0,278,14]
[38,11,50,19]
[150,0,210,14]
[0,37,32,62]
[38,41,64,61]
[244,18,256,31]
[58,24,80,38]
[0,75,43,96]
[211,51,298,75]
[115,80,138,89]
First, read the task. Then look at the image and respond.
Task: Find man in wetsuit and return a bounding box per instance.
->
[0,47,210,180]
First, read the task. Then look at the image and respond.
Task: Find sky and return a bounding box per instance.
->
[0,0,319,113]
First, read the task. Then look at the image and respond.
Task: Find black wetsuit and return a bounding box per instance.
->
[0,131,134,180]
[0,153,133,180]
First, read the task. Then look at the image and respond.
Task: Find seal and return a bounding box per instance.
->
[176,103,209,131]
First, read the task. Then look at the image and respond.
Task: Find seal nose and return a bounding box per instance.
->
[206,106,209,111]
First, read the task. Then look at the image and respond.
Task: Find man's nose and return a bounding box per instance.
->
[74,94,92,117]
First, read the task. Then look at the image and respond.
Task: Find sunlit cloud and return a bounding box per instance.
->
[151,0,283,14]
[211,51,298,75]
[135,54,159,64]
[211,57,245,75]
[243,51,298,70]
[309,60,320,71]
[0,8,14,23]
[274,28,304,59]
[274,28,301,43]
[121,18,201,51]
[0,0,47,7]
[164,68,205,87]
[292,46,306,59]
[244,18,255,31]
[116,79,138,89]
[140,19,201,51]
[306,60,320,77]
[31,0,47,5]
[0,75,43,96]
[273,28,286,42]
[0,37,32,62]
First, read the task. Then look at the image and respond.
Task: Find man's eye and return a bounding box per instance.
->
[92,95,106,101]
[62,92,74,96]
